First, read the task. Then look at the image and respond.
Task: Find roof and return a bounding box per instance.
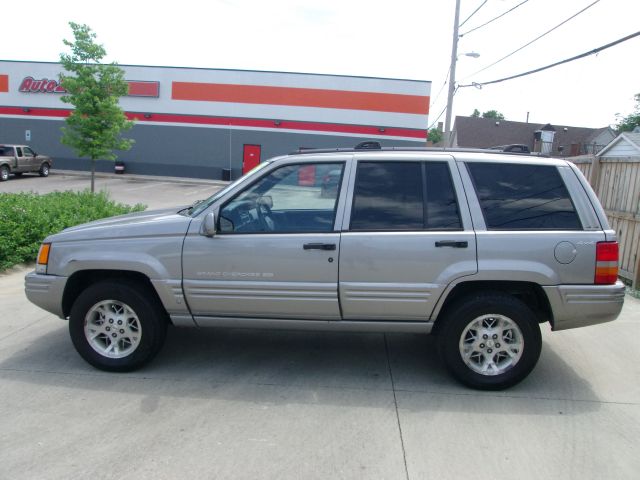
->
[597,132,640,157]
[451,116,614,150]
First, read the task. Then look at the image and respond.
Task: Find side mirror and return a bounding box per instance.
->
[200,212,217,237]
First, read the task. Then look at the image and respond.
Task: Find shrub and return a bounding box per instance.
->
[0,191,145,270]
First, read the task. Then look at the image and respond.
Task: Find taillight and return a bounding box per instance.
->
[595,241,618,284]
[36,243,51,274]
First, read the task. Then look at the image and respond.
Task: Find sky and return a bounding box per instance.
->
[1,0,638,129]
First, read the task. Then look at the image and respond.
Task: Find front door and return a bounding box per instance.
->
[182,160,347,321]
[242,144,261,175]
[23,147,36,170]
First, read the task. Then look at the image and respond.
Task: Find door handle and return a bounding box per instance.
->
[303,243,336,251]
[435,240,468,248]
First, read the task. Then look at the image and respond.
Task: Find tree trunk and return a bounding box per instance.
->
[90,157,96,193]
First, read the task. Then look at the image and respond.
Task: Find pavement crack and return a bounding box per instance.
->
[384,334,410,480]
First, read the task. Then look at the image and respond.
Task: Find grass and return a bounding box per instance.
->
[0,191,145,271]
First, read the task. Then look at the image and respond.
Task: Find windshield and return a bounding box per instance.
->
[188,160,274,217]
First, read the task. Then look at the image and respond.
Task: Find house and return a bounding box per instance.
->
[595,130,640,157]
[449,116,615,156]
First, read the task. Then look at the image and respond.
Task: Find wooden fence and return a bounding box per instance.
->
[571,154,640,288]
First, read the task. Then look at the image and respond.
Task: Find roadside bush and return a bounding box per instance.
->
[0,191,145,270]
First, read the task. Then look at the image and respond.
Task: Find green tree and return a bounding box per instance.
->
[470,109,505,120]
[428,127,442,144]
[615,93,640,133]
[481,110,505,120]
[59,22,133,193]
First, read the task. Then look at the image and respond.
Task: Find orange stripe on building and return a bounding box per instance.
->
[127,81,159,97]
[172,82,429,115]
[0,75,8,93]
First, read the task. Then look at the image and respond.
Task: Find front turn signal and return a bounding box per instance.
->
[36,243,51,274]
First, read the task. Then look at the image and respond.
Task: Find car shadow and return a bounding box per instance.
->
[0,323,602,414]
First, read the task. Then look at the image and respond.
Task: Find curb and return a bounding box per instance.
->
[51,169,230,187]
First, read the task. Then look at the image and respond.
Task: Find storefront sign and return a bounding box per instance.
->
[18,76,160,97]
[19,76,67,93]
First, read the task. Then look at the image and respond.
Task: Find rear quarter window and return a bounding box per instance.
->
[467,162,582,230]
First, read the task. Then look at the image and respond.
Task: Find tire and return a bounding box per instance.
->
[437,293,542,390]
[0,165,9,181]
[39,163,50,177]
[69,280,168,372]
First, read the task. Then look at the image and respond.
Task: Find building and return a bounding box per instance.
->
[449,115,615,156]
[0,60,431,179]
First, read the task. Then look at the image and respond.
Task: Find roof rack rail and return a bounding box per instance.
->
[290,144,549,157]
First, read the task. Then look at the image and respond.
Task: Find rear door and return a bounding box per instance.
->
[338,154,477,321]
[14,147,25,172]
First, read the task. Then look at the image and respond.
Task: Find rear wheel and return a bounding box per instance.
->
[0,165,9,181]
[39,163,50,177]
[69,280,167,372]
[438,293,542,390]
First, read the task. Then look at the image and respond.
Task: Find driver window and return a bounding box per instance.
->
[24,147,34,156]
[219,162,344,234]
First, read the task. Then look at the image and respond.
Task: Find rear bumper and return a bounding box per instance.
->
[24,271,68,319]
[543,281,625,331]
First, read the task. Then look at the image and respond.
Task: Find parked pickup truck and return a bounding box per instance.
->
[0,144,52,181]
[24,146,625,390]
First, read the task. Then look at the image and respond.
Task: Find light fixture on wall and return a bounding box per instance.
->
[274,120,281,126]
[379,127,386,132]
[23,107,31,112]
[143,113,152,119]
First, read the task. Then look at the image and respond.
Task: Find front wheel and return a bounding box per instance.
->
[438,293,542,390]
[69,280,168,372]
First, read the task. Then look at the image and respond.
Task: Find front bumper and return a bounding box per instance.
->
[24,271,68,319]
[543,281,626,331]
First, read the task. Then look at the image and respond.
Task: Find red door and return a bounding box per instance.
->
[242,144,261,175]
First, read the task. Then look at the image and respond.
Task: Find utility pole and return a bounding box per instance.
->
[444,0,461,146]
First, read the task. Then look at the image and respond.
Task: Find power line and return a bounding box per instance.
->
[465,0,600,79]
[427,104,447,130]
[428,86,459,130]
[459,0,530,37]
[459,0,488,28]
[459,30,640,88]
[430,68,451,108]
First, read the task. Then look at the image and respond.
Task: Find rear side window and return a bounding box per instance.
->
[350,161,461,231]
[351,162,423,230]
[467,163,582,230]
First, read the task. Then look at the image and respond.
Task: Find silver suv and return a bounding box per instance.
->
[25,147,625,389]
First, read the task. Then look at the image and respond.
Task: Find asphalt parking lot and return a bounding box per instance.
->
[1,171,640,479]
